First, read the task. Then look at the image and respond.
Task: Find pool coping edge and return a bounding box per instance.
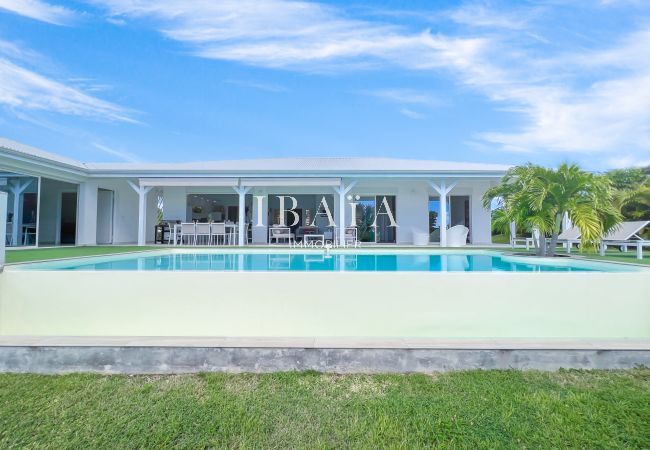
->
[1,336,649,350]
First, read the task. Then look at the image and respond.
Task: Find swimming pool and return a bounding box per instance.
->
[9,249,643,272]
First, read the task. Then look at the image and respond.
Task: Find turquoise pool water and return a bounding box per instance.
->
[12,250,641,272]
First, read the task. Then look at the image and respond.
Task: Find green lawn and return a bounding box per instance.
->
[0,370,648,448]
[512,246,650,266]
[4,246,157,264]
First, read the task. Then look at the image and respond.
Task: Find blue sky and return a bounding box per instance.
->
[0,0,649,169]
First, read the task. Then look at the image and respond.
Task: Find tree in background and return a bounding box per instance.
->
[484,163,621,256]
[606,167,650,231]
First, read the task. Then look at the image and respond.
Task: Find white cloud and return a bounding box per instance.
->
[361,89,439,106]
[467,29,650,159]
[606,154,650,168]
[90,0,487,72]
[106,16,125,26]
[399,108,424,119]
[224,79,287,92]
[89,0,650,163]
[361,88,441,119]
[0,0,75,25]
[449,3,529,29]
[0,44,136,122]
[92,142,140,162]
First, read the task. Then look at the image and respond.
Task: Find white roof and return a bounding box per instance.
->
[86,157,510,173]
[0,137,510,179]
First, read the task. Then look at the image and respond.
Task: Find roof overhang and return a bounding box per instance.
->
[0,140,87,183]
[0,138,511,182]
[138,177,239,187]
[240,177,341,187]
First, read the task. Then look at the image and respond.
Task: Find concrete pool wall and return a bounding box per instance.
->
[1,270,648,338]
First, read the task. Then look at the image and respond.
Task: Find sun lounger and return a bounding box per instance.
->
[557,226,582,253]
[599,220,649,259]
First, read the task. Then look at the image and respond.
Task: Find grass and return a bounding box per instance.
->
[4,245,156,264]
[491,233,511,244]
[511,246,650,266]
[6,244,649,266]
[0,370,648,448]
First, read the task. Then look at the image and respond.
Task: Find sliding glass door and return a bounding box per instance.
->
[354,195,396,243]
[429,195,470,243]
[355,197,375,242]
[375,195,396,243]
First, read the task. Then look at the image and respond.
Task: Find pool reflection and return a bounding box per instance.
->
[63,253,592,272]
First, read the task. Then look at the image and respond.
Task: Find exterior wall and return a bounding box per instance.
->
[470,181,492,245]
[77,181,98,245]
[93,179,139,245]
[396,182,429,245]
[163,187,187,220]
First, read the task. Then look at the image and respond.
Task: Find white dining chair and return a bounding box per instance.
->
[211,222,227,245]
[195,223,211,246]
[225,221,235,245]
[166,221,179,245]
[344,227,357,245]
[180,222,196,245]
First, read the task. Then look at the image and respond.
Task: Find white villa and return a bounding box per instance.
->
[0,138,509,248]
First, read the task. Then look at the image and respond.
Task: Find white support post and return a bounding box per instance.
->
[333,180,356,244]
[233,186,251,246]
[0,191,7,268]
[35,176,41,247]
[439,182,448,246]
[428,180,457,247]
[128,181,152,246]
[8,179,33,246]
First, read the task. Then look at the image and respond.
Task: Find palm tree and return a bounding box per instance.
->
[607,167,650,225]
[483,163,621,256]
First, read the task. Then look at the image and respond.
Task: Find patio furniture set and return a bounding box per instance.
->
[510,220,649,259]
[268,225,358,245]
[156,221,361,246]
